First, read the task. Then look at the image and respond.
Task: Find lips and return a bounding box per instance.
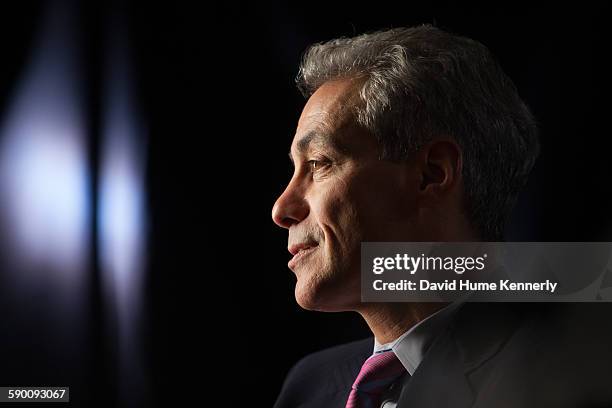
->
[288,243,319,269]
[288,242,317,256]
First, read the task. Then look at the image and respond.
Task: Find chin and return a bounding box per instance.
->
[294,271,360,312]
[294,290,322,311]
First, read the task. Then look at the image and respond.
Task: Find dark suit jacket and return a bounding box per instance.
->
[274,303,612,407]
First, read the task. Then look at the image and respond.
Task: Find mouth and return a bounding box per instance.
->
[288,243,319,270]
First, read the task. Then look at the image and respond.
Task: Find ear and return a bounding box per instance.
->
[419,139,463,195]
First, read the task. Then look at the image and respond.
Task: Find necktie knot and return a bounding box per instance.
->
[345,351,406,408]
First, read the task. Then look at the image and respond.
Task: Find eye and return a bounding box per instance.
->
[307,159,329,172]
[307,160,320,172]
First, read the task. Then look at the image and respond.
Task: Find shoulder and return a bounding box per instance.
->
[274,337,372,408]
[289,337,373,377]
[456,303,612,405]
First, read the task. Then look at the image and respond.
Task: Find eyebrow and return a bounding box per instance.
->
[288,130,335,164]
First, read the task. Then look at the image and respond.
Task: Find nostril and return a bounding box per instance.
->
[272,202,287,228]
[281,217,298,228]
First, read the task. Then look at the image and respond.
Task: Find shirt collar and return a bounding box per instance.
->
[372,302,461,375]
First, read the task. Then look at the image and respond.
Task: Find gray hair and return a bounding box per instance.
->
[296,25,539,241]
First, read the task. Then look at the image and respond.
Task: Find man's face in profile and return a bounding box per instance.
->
[272,78,422,312]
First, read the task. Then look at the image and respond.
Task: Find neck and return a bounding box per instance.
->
[357,302,448,344]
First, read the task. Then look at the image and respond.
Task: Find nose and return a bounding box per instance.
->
[272,178,309,229]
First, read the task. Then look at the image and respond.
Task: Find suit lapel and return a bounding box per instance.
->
[294,342,372,408]
[396,303,524,408]
[396,324,473,408]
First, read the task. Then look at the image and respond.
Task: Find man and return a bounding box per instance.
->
[271,25,612,407]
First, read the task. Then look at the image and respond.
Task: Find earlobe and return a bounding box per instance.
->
[419,139,462,194]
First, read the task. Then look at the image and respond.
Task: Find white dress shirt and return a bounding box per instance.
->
[372,303,461,408]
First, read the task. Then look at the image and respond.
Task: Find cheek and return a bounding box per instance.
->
[346,169,416,241]
[308,179,361,248]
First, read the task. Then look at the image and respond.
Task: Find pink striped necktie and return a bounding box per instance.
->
[345,351,407,408]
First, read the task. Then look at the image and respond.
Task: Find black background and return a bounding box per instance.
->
[1,1,610,407]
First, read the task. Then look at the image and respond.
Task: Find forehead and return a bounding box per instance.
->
[292,78,370,154]
[297,78,361,130]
